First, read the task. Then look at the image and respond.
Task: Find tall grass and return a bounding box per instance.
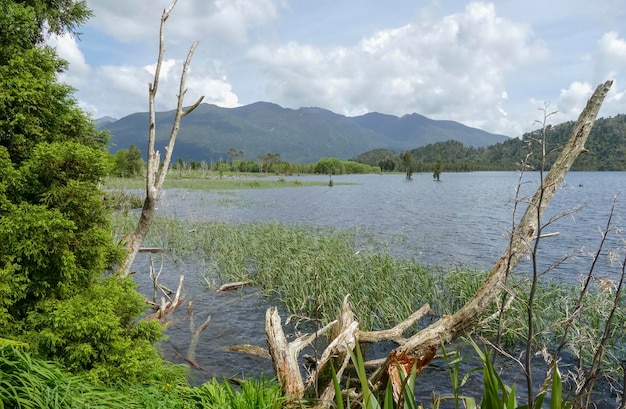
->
[0,342,284,409]
[0,344,128,409]
[112,213,626,371]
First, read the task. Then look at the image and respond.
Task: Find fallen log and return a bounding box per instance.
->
[218,281,251,292]
[262,80,613,407]
[368,79,613,397]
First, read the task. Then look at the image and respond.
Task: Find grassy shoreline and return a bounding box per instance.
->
[113,213,626,377]
[104,174,351,191]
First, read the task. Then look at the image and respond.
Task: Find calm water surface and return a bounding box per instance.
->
[155,171,626,281]
[132,171,626,405]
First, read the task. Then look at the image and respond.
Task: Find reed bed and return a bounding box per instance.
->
[112,213,626,373]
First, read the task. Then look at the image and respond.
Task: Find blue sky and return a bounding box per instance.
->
[50,0,626,137]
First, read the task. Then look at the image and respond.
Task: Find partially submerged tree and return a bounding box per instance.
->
[433,154,443,181]
[402,151,414,180]
[117,0,204,277]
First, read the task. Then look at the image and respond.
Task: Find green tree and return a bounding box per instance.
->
[112,144,144,177]
[126,144,144,176]
[314,157,345,175]
[402,151,414,180]
[433,154,443,181]
[14,0,93,42]
[0,0,170,384]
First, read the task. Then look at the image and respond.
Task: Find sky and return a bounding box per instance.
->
[49,0,626,137]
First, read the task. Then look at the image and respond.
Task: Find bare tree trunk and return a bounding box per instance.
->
[117,0,204,277]
[367,79,613,394]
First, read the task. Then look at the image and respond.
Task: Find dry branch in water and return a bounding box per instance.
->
[262,80,613,406]
[146,275,185,321]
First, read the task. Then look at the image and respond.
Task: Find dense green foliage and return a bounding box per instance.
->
[354,115,626,172]
[313,157,380,174]
[170,156,316,176]
[111,144,144,177]
[0,0,171,385]
[0,342,283,409]
[113,215,626,371]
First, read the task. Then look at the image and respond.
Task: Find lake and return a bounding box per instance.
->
[153,171,626,281]
[131,171,626,405]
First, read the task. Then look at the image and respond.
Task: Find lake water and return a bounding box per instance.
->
[131,171,626,406]
[154,171,626,282]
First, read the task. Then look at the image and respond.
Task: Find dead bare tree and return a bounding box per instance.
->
[117,0,204,278]
[263,80,613,407]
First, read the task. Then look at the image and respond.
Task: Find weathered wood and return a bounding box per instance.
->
[306,296,359,403]
[187,313,211,364]
[218,281,251,292]
[358,304,432,345]
[265,307,305,399]
[261,80,613,407]
[265,306,338,402]
[228,344,272,359]
[139,247,165,253]
[368,79,613,395]
[117,0,204,277]
[146,275,185,321]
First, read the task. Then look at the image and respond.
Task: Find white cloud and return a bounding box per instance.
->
[249,2,548,135]
[599,31,626,59]
[55,1,626,136]
[69,57,238,118]
[48,34,91,86]
[86,0,283,46]
[557,81,594,118]
[595,31,626,85]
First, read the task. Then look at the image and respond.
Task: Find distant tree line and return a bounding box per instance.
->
[110,148,381,178]
[109,114,626,179]
[354,114,626,172]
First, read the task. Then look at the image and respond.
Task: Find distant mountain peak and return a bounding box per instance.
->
[94,116,117,126]
[100,102,510,163]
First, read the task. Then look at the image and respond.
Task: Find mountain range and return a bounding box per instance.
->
[99,102,510,164]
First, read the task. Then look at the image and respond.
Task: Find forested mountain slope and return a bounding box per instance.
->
[354,114,626,171]
[100,102,508,164]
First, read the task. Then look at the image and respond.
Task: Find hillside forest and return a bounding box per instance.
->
[355,114,626,172]
[110,114,626,177]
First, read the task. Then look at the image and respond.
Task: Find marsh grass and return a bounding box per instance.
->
[113,213,626,370]
[104,190,144,211]
[104,175,343,191]
[0,344,128,409]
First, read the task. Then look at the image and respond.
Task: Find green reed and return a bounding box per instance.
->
[112,214,626,376]
[1,341,284,409]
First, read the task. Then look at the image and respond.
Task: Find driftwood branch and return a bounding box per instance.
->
[218,281,251,292]
[262,80,613,406]
[359,304,432,345]
[368,79,613,394]
[146,275,185,321]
